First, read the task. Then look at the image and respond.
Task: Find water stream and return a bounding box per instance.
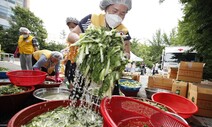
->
[69,66,101,112]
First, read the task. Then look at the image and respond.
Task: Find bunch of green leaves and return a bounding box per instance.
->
[0,84,25,95]
[22,106,102,127]
[71,26,128,97]
[0,67,9,71]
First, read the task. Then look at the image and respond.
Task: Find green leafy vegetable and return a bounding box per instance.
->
[71,26,128,97]
[21,106,102,127]
[119,80,141,88]
[0,67,9,71]
[0,84,25,95]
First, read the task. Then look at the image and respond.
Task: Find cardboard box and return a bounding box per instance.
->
[187,82,212,117]
[168,67,178,79]
[177,61,204,83]
[172,80,188,97]
[148,75,173,90]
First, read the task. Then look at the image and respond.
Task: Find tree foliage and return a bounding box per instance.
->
[147,29,179,64]
[130,29,178,68]
[0,6,67,54]
[44,41,66,51]
[0,6,48,53]
[177,0,212,79]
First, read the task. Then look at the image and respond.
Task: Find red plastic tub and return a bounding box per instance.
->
[7,70,47,86]
[8,100,100,127]
[100,96,190,127]
[0,84,35,114]
[152,92,198,119]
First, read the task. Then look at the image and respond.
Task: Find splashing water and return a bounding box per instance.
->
[69,66,101,112]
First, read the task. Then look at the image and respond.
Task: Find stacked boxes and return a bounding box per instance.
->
[187,81,212,117]
[172,80,188,97]
[148,75,173,90]
[176,61,204,83]
[147,61,212,117]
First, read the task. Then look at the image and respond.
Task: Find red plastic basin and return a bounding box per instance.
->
[152,92,198,119]
[0,84,35,114]
[100,96,189,127]
[7,70,47,86]
[8,100,100,127]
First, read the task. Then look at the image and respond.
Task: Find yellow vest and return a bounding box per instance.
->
[33,50,52,60]
[18,35,34,54]
[33,50,55,74]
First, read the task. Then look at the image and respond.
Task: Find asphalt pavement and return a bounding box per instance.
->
[0,59,21,71]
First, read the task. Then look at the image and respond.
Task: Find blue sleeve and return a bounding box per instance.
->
[78,14,92,33]
[33,54,48,69]
[124,32,131,41]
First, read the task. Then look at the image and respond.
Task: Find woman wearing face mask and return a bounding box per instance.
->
[67,0,132,95]
[68,0,131,59]
[14,27,39,70]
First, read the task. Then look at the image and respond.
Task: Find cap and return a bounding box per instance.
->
[99,0,132,11]
[19,27,31,34]
[66,17,79,25]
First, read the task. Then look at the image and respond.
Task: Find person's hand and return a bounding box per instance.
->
[14,47,19,58]
[55,73,62,82]
[14,51,19,58]
[55,77,63,82]
[14,53,18,58]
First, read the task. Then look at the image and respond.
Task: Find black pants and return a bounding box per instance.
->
[65,60,76,83]
[112,80,120,95]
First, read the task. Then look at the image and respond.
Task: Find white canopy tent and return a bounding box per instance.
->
[130,51,143,62]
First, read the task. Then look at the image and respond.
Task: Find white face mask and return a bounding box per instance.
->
[69,28,73,31]
[105,13,123,28]
[23,34,28,38]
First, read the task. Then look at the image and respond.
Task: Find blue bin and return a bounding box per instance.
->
[0,71,8,79]
[118,79,141,97]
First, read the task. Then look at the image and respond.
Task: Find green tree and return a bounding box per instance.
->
[130,29,179,68]
[177,0,212,79]
[0,6,47,53]
[130,38,153,68]
[148,29,165,64]
[163,28,182,46]
[44,41,66,51]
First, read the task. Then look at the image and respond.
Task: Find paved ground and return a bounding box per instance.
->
[0,60,212,127]
[0,59,21,70]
